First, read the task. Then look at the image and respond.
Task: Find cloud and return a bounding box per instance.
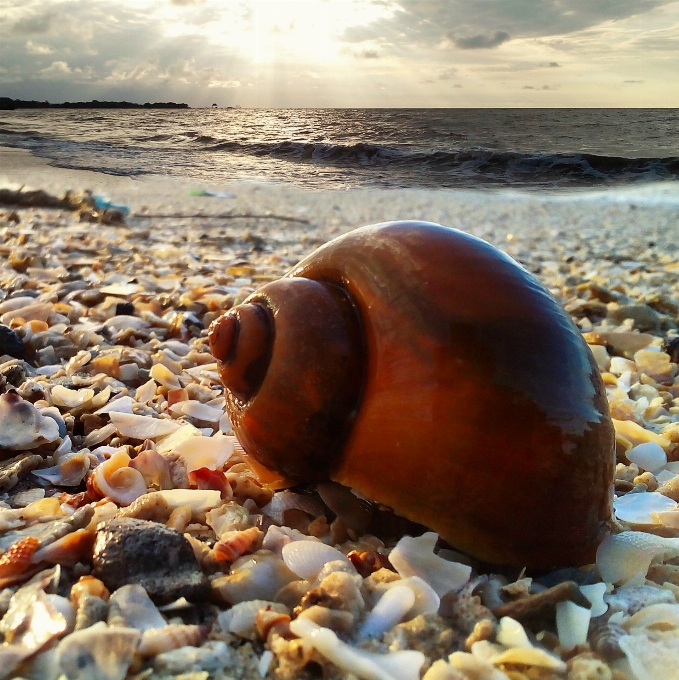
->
[11,9,58,34]
[522,84,557,90]
[450,30,510,49]
[25,40,54,55]
[544,61,560,67]
[38,60,71,76]
[624,79,644,83]
[170,0,206,5]
[438,68,457,80]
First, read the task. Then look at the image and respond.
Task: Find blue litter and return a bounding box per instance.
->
[92,194,131,215]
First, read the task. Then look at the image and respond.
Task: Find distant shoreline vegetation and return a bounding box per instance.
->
[0,98,189,110]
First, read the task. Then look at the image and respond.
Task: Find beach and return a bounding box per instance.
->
[2,144,679,679]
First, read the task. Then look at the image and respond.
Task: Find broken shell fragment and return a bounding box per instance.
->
[0,390,61,452]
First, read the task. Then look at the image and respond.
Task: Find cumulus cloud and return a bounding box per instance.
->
[25,40,54,55]
[39,60,71,76]
[450,30,510,49]
[438,68,457,80]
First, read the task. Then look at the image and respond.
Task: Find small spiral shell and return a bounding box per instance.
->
[590,621,625,661]
[138,624,205,656]
[89,450,148,506]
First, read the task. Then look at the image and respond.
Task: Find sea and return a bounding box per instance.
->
[0,108,678,191]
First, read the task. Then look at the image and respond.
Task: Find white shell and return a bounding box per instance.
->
[389,532,471,597]
[95,396,135,415]
[627,442,667,473]
[218,600,288,640]
[172,434,233,473]
[0,391,60,450]
[50,385,95,408]
[170,400,224,422]
[155,423,202,454]
[108,584,166,631]
[555,600,591,650]
[109,411,181,439]
[290,618,425,680]
[496,616,532,649]
[580,583,608,618]
[156,489,221,513]
[614,491,676,524]
[282,540,352,580]
[359,585,415,640]
[206,502,252,539]
[596,531,679,584]
[262,491,325,524]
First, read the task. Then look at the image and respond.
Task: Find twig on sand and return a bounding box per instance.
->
[131,212,311,225]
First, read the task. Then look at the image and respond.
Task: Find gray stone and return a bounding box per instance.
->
[92,518,208,605]
[608,303,661,333]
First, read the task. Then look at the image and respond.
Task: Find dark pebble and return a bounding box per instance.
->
[92,517,209,605]
[0,324,24,359]
[115,302,135,316]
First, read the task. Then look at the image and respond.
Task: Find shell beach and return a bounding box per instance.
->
[1,147,679,680]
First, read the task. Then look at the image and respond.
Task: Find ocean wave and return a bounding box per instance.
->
[201,138,679,184]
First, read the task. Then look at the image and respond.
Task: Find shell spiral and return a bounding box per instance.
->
[209,221,615,570]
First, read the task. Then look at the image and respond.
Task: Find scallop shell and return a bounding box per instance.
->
[389,532,471,597]
[290,617,425,680]
[138,624,205,656]
[0,390,60,451]
[0,536,40,578]
[89,450,147,506]
[281,540,352,580]
[596,531,679,584]
[358,585,416,640]
[218,600,288,640]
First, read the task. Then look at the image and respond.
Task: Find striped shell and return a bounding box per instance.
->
[138,624,205,656]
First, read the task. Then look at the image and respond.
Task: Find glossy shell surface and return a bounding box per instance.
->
[210,221,615,569]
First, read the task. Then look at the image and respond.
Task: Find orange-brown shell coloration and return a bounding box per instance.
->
[208,221,615,570]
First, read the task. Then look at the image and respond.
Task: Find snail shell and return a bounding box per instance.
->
[208,221,614,570]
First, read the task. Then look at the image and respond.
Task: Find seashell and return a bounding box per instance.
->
[135,378,158,404]
[166,504,192,532]
[623,602,679,631]
[31,528,95,566]
[89,450,147,506]
[358,585,415,640]
[0,536,40,580]
[33,450,90,486]
[71,575,110,606]
[261,524,314,558]
[613,491,676,524]
[211,550,299,604]
[155,488,221,514]
[262,490,325,524]
[138,623,205,656]
[107,583,166,631]
[626,442,667,473]
[74,593,109,631]
[95,395,135,415]
[596,531,679,585]
[218,600,289,640]
[56,622,140,680]
[0,453,43,493]
[281,540,352,580]
[0,390,60,452]
[208,221,615,569]
[155,422,202,454]
[389,532,471,598]
[129,448,173,490]
[496,616,531,649]
[152,640,233,675]
[169,399,224,422]
[50,384,95,408]
[482,644,566,672]
[589,621,626,661]
[117,491,172,523]
[256,607,292,640]
[173,434,233,472]
[205,500,252,538]
[212,526,264,563]
[290,617,425,680]
[555,600,591,650]
[580,582,608,618]
[109,411,181,440]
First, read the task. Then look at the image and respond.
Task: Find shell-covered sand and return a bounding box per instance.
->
[2,149,679,680]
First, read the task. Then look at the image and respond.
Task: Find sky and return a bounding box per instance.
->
[0,0,678,107]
